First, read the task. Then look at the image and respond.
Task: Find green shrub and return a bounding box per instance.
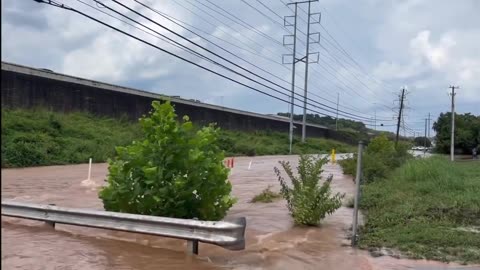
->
[274,155,345,226]
[338,134,412,183]
[338,155,356,175]
[99,101,236,221]
[250,185,282,203]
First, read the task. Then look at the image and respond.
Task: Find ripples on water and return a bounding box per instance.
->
[2,157,477,270]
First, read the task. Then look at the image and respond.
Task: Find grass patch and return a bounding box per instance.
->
[1,108,142,167]
[359,157,480,263]
[250,185,282,203]
[2,108,356,168]
[219,129,356,157]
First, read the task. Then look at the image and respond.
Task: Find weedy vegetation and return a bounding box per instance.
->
[275,155,345,226]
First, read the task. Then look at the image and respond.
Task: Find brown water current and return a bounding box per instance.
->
[2,155,479,270]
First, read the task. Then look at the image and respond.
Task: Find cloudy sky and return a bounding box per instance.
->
[2,0,479,135]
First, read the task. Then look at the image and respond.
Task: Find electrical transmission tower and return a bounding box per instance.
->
[282,0,320,152]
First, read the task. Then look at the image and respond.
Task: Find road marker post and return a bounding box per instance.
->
[331,149,336,164]
[87,158,92,181]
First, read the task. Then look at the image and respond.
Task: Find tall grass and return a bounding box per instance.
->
[219,129,355,157]
[1,108,141,167]
[2,108,355,168]
[360,157,480,263]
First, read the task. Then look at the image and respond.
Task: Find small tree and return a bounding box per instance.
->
[99,101,236,221]
[274,155,344,226]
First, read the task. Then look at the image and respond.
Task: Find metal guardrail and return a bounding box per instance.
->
[1,201,246,255]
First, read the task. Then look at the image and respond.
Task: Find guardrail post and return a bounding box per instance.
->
[351,141,364,247]
[46,204,56,228]
[187,240,199,255]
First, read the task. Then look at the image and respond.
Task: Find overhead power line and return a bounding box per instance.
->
[34,0,378,124]
[277,0,395,108]
[161,0,382,118]
[137,1,382,120]
[201,0,285,48]
[110,0,377,122]
[292,1,398,91]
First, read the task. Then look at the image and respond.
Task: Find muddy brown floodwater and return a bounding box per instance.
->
[2,155,479,270]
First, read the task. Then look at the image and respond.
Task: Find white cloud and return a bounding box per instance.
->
[409,30,455,69]
[2,0,479,132]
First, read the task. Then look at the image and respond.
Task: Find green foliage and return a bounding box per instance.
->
[359,157,480,263]
[339,134,412,183]
[219,129,355,157]
[1,108,141,167]
[99,101,236,221]
[338,154,356,176]
[433,112,480,154]
[2,107,355,168]
[250,185,282,203]
[274,155,344,226]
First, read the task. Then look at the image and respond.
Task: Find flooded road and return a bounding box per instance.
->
[2,155,478,270]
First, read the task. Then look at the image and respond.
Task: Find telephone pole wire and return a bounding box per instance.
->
[336,93,339,131]
[449,85,459,161]
[395,87,406,146]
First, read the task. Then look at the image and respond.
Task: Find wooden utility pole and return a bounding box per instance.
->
[449,86,459,161]
[395,88,406,146]
[424,118,428,149]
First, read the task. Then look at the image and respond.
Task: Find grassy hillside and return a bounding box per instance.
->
[359,157,480,263]
[1,108,142,167]
[2,108,355,168]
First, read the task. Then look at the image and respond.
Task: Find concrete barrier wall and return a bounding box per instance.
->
[1,62,355,144]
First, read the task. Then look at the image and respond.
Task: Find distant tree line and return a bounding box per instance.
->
[277,113,369,133]
[433,112,480,154]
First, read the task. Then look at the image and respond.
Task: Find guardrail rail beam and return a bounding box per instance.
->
[1,201,246,255]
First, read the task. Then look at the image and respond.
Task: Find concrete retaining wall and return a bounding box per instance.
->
[1,62,355,144]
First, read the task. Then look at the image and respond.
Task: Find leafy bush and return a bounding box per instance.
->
[250,185,282,203]
[99,101,236,221]
[274,155,345,226]
[338,155,356,176]
[339,134,412,183]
